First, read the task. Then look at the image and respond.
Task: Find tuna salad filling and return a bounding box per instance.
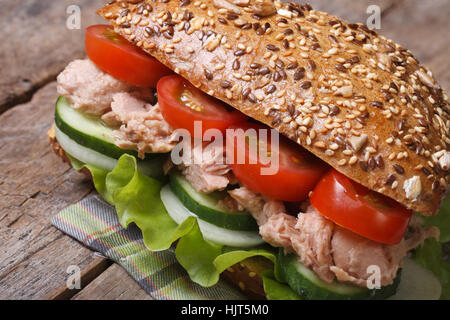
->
[56,57,439,290]
[57,59,177,157]
[229,186,439,286]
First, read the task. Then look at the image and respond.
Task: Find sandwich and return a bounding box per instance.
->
[48,0,450,300]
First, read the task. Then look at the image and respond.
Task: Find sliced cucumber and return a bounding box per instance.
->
[55,125,166,179]
[389,258,441,300]
[277,249,400,300]
[169,172,258,231]
[55,96,140,159]
[160,185,264,247]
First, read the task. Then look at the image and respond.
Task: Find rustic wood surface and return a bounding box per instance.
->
[380,0,450,91]
[0,82,111,299]
[0,0,104,113]
[0,0,448,300]
[71,264,152,300]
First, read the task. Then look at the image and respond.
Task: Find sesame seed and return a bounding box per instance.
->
[385,174,396,185]
[204,69,213,80]
[266,44,280,51]
[375,155,384,168]
[370,101,384,109]
[232,59,240,70]
[327,47,338,55]
[248,93,257,103]
[393,164,405,174]
[286,62,299,70]
[293,68,305,80]
[220,80,232,88]
[330,143,339,150]
[359,160,369,172]
[266,84,276,94]
[300,81,311,90]
[218,17,227,24]
[334,64,347,72]
[314,141,326,149]
[349,156,358,165]
[366,146,377,154]
[215,64,225,70]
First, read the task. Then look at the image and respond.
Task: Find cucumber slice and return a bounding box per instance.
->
[169,172,258,231]
[389,258,441,300]
[160,185,264,247]
[277,249,400,300]
[55,96,140,159]
[54,125,166,179]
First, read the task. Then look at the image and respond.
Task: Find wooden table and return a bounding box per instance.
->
[0,0,449,300]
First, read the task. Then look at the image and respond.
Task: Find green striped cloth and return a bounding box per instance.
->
[51,195,246,300]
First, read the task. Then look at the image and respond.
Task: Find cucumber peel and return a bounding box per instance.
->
[277,249,400,300]
[169,172,258,231]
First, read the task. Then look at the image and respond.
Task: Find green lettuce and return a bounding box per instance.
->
[413,196,450,299]
[412,238,450,300]
[261,270,302,300]
[422,196,450,243]
[66,153,110,201]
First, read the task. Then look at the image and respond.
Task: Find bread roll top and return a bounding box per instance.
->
[98,0,449,216]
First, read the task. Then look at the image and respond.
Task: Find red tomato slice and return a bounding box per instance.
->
[226,122,329,202]
[157,75,248,137]
[310,169,413,245]
[85,25,173,87]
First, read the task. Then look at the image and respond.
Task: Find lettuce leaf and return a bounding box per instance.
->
[422,196,450,243]
[261,270,302,300]
[414,196,450,300]
[412,238,450,300]
[107,155,183,251]
[175,219,224,286]
[66,153,110,202]
[213,248,276,274]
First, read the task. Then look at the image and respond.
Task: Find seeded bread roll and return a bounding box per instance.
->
[48,125,269,299]
[97,0,449,216]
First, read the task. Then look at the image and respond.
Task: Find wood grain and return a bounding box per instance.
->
[299,0,449,91]
[379,0,450,92]
[308,0,396,23]
[0,0,105,113]
[72,264,151,300]
[0,82,110,299]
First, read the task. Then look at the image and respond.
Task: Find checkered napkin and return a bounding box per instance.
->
[51,195,246,300]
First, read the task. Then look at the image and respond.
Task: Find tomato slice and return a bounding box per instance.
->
[157,75,248,137]
[226,122,329,202]
[310,169,413,245]
[85,25,173,87]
